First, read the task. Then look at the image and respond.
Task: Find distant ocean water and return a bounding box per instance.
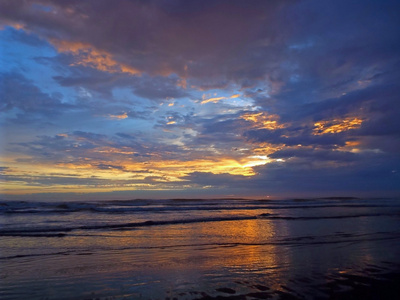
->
[1,197,399,299]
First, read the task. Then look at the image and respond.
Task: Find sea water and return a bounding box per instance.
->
[1,197,399,299]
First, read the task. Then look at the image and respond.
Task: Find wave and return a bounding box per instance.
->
[1,211,399,237]
[0,215,258,237]
[1,198,398,215]
[2,231,399,261]
[259,212,400,220]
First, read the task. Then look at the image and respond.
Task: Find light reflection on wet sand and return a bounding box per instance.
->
[1,199,400,299]
[1,218,291,299]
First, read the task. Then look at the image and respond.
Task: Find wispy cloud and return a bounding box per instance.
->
[51,40,141,75]
[201,94,241,105]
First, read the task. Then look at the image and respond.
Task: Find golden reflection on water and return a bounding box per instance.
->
[104,218,290,290]
[2,218,293,296]
[3,210,398,300]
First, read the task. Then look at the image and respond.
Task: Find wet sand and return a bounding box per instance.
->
[166,267,400,300]
[1,198,400,299]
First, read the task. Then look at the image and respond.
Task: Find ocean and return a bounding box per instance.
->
[1,197,399,299]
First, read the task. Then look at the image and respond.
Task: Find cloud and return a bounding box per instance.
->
[180,151,400,197]
[53,66,189,100]
[1,0,400,198]
[252,153,400,195]
[0,166,10,172]
[240,112,287,130]
[107,112,128,120]
[200,94,241,105]
[183,171,250,188]
[132,75,189,100]
[0,0,294,84]
[268,147,357,162]
[244,126,346,148]
[51,39,141,75]
[155,110,195,128]
[1,173,109,187]
[0,72,73,116]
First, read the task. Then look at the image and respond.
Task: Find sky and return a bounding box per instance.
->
[1,0,400,200]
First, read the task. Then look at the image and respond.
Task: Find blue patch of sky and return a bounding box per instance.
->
[0,27,77,105]
[288,39,316,50]
[226,95,254,108]
[107,88,160,132]
[31,3,53,13]
[111,87,148,106]
[191,87,255,118]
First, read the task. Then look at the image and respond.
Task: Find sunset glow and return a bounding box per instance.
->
[1,0,399,199]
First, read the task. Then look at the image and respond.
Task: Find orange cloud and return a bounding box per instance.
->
[313,117,363,135]
[177,78,187,89]
[201,96,226,104]
[201,94,241,104]
[2,129,286,194]
[177,64,189,89]
[107,112,128,120]
[0,21,25,30]
[51,40,141,75]
[241,112,287,130]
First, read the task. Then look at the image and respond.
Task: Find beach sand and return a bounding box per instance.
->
[1,198,399,299]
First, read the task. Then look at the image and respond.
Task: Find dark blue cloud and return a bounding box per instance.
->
[181,153,400,197]
[268,148,357,162]
[0,72,73,115]
[244,128,346,147]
